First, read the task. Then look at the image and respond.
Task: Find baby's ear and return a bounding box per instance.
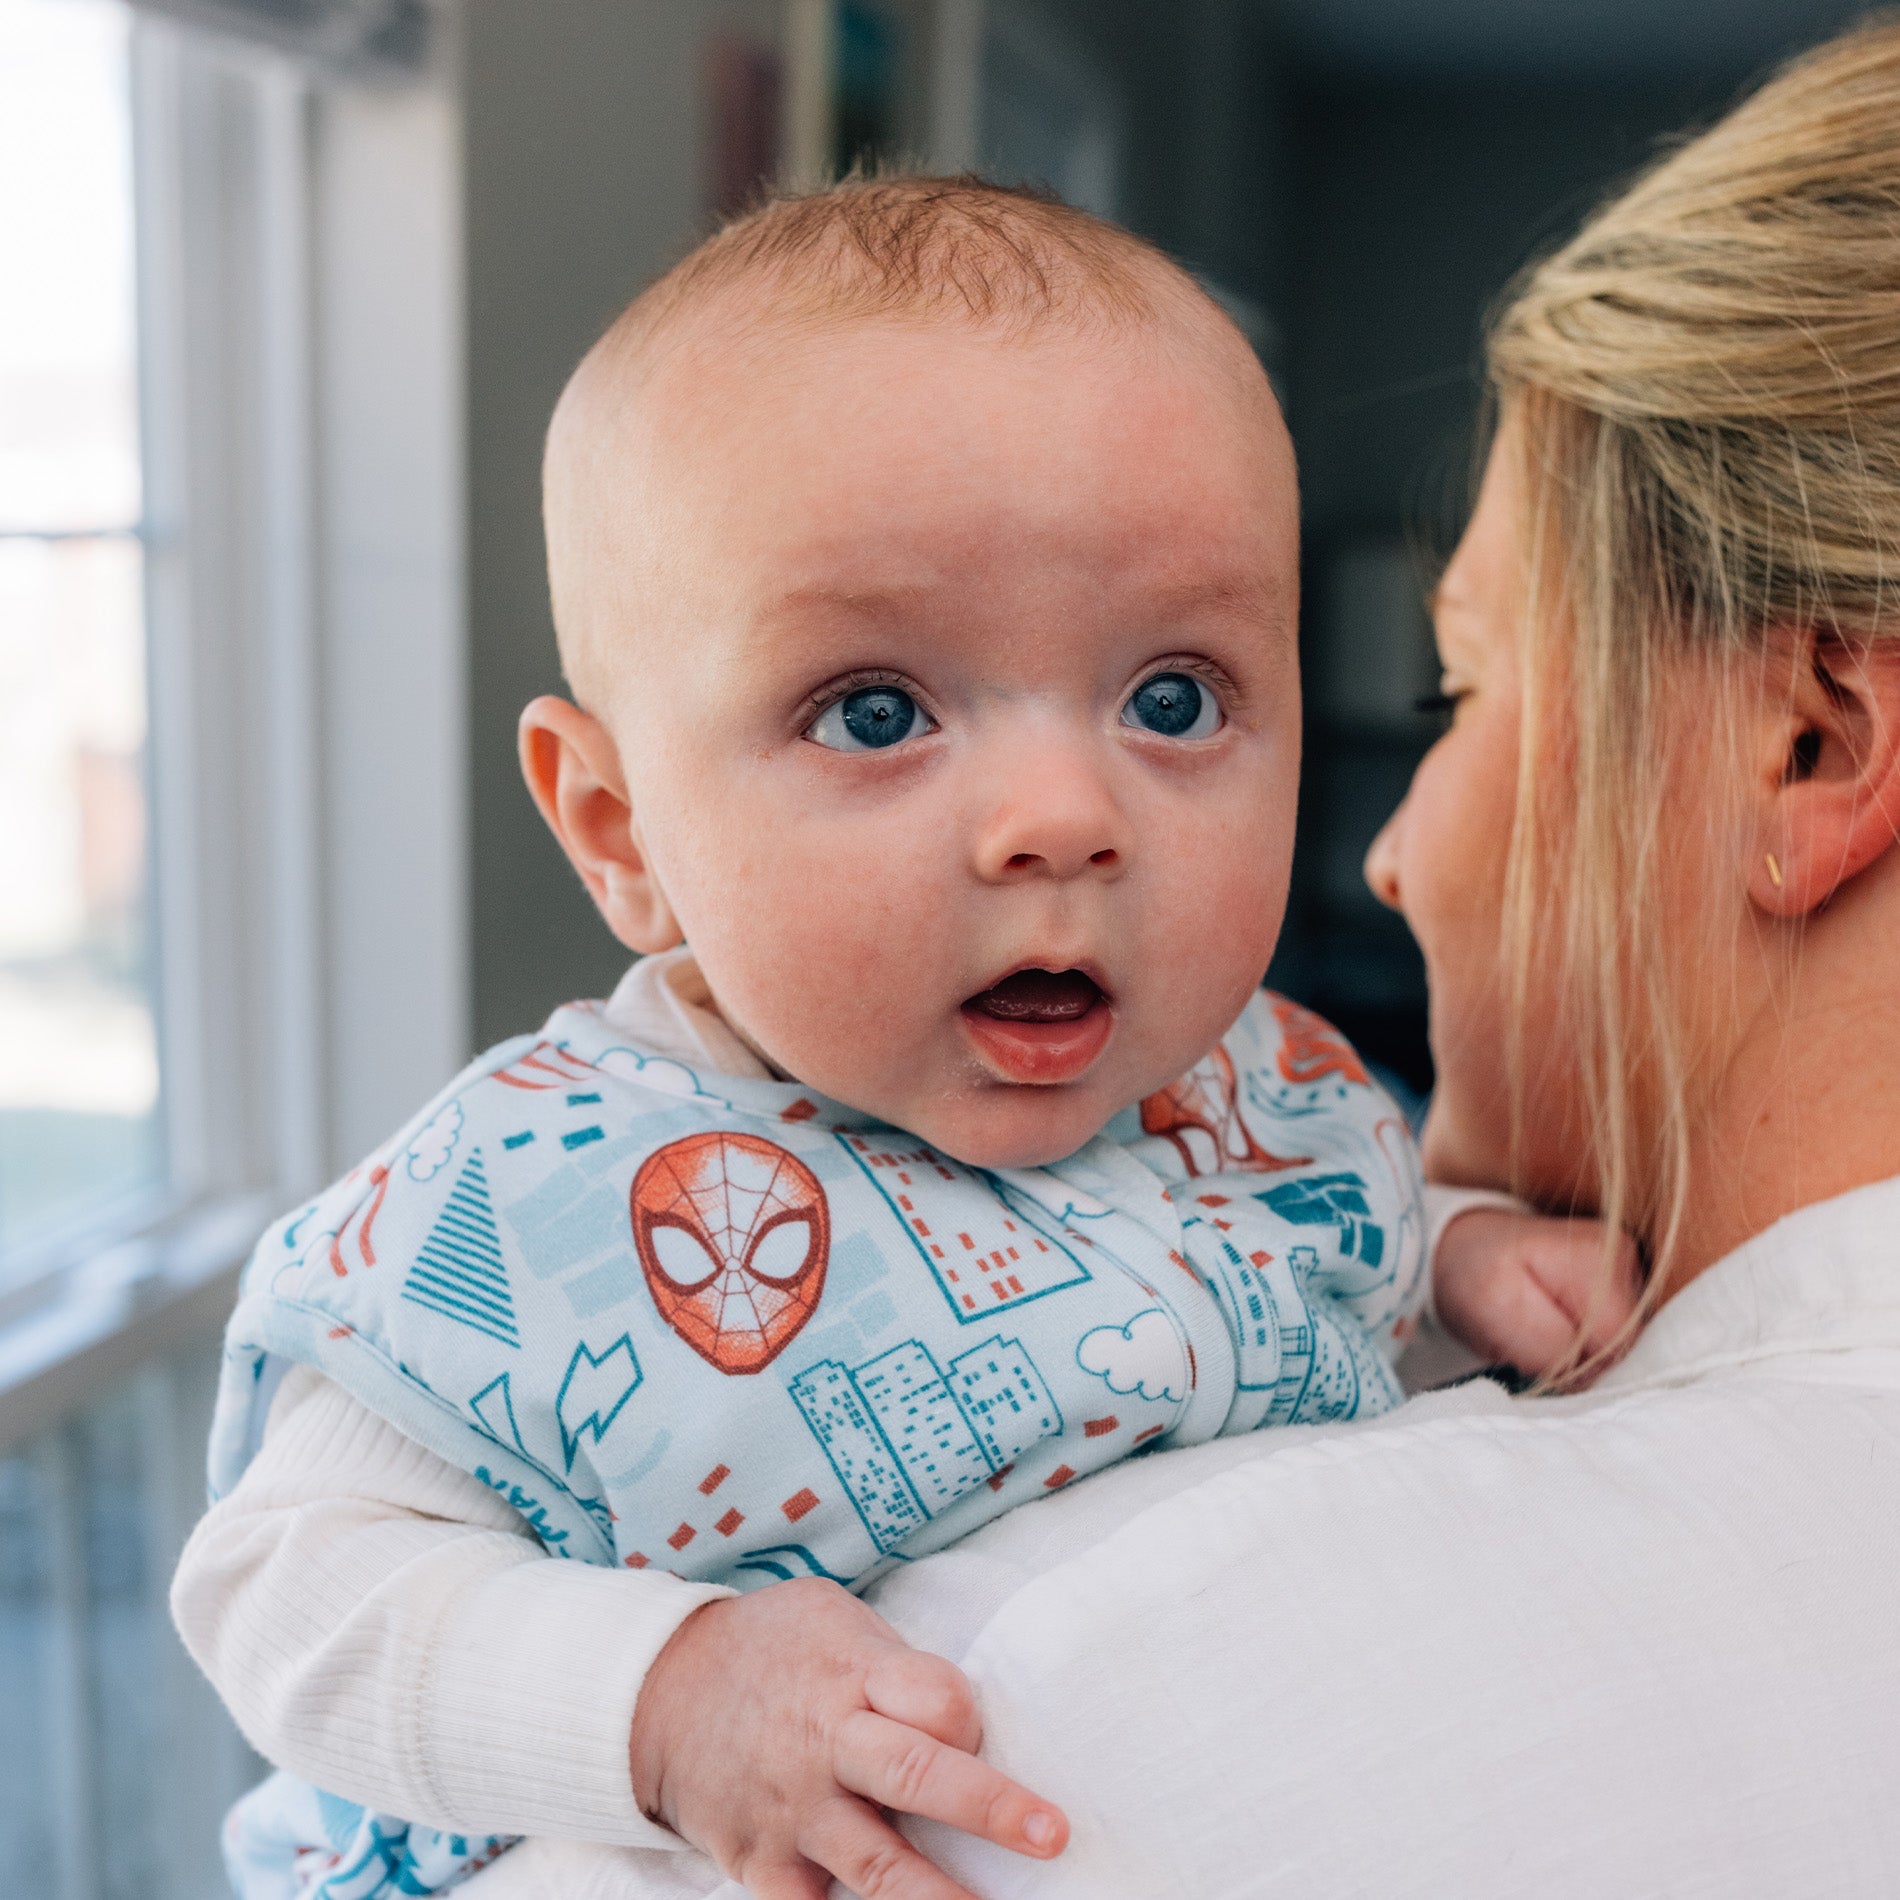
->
[518,696,683,953]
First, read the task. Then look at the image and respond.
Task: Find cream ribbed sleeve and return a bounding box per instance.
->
[170,1362,732,1847]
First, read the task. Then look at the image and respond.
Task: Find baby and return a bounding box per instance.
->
[174,178,1632,1900]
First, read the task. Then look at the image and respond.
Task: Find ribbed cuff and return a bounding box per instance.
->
[420,1558,734,1846]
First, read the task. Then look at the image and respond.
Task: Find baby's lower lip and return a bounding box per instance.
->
[959,969,1114,1085]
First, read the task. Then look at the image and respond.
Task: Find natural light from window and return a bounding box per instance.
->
[0,0,160,1272]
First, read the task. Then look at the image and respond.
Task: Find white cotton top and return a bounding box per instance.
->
[166,953,1512,1871]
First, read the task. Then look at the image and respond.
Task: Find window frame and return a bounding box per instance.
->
[0,7,468,1456]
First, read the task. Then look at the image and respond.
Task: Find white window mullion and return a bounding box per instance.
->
[255,60,330,1201]
[131,16,210,1209]
[135,20,331,1213]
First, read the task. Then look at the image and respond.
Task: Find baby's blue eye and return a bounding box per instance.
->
[1121,672,1221,739]
[807,685,933,752]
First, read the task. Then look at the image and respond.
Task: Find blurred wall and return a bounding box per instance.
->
[462,2,710,1047]
[1271,72,1731,1083]
[314,77,467,1163]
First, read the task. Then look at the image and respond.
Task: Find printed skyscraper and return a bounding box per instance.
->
[790,1334,1060,1552]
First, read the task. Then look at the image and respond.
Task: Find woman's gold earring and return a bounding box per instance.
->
[1765,851,1784,889]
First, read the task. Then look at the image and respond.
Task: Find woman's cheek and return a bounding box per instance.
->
[1401,734,1520,1183]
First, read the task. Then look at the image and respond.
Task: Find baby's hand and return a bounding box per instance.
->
[629,1577,1068,1899]
[1432,1206,1642,1383]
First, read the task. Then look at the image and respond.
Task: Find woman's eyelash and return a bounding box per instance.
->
[1414,690,1463,716]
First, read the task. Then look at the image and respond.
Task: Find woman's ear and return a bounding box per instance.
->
[518,696,683,953]
[1749,636,1900,917]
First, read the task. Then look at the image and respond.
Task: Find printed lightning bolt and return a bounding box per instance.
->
[556,1336,644,1472]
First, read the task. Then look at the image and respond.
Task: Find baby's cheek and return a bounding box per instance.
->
[711,860,954,1080]
[1161,812,1289,976]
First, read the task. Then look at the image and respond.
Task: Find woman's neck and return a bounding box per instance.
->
[1667,857,1900,1295]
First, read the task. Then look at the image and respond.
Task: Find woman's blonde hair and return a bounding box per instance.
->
[1485,13,1900,1364]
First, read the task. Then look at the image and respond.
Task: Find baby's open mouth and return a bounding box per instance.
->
[966,968,1106,1023]
[960,968,1114,1084]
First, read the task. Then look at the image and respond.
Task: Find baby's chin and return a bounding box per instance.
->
[894,1079,1126,1171]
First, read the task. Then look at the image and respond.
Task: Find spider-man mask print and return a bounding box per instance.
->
[631,1131,831,1374]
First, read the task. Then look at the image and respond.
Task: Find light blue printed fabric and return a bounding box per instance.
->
[209,989,1426,1899]
[222,1775,510,1900]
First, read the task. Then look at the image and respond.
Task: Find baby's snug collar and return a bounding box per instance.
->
[543,995,885,1135]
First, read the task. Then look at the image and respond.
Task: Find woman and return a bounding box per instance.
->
[479,19,1900,1897]
[867,18,1900,1897]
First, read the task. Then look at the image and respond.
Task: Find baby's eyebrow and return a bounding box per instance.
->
[1142,573,1283,622]
[757,581,931,624]
[750,572,1289,642]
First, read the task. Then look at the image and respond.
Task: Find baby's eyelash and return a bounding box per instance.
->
[796,668,919,726]
[1145,655,1241,702]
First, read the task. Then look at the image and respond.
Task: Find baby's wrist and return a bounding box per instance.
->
[627,1596,726,1825]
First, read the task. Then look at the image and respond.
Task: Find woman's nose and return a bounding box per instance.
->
[1364,803,1404,912]
[972,748,1128,883]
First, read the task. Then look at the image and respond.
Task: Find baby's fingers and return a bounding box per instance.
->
[834,1709,1068,1859]
[802,1796,987,1900]
[862,1646,982,1753]
[1530,1225,1642,1359]
[1576,1231,1643,1350]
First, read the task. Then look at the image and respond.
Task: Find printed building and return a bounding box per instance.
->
[790,1333,1060,1553]
[946,1336,1061,1466]
[787,1359,929,1553]
[856,1341,993,1510]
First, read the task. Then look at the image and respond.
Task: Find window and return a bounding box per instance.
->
[0,12,464,1885]
[0,0,162,1275]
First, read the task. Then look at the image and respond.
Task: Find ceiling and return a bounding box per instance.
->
[1274,0,1871,80]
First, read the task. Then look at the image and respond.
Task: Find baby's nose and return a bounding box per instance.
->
[972,754,1127,883]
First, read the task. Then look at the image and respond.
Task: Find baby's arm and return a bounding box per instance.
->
[1425,1188,1642,1381]
[173,1366,1067,1896]
[171,1362,725,1844]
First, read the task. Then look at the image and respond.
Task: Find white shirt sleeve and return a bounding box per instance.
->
[169,1362,733,1846]
[1422,1181,1529,1256]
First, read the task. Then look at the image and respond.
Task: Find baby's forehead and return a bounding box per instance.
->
[582,283,1281,526]
[546,226,1289,703]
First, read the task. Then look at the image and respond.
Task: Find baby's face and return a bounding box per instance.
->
[573,314,1299,1167]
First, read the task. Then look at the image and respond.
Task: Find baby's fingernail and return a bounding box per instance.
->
[1024,1811,1058,1849]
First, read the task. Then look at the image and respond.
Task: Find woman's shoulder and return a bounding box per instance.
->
[897,1359,1888,1622]
[905,1367,1900,1895]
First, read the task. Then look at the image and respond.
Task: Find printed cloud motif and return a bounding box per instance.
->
[275,1226,339,1291]
[1076,1308,1185,1404]
[406,1101,465,1181]
[594,1046,725,1103]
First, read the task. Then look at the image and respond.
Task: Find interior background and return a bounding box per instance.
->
[460,0,1869,1102]
[0,5,1877,1893]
